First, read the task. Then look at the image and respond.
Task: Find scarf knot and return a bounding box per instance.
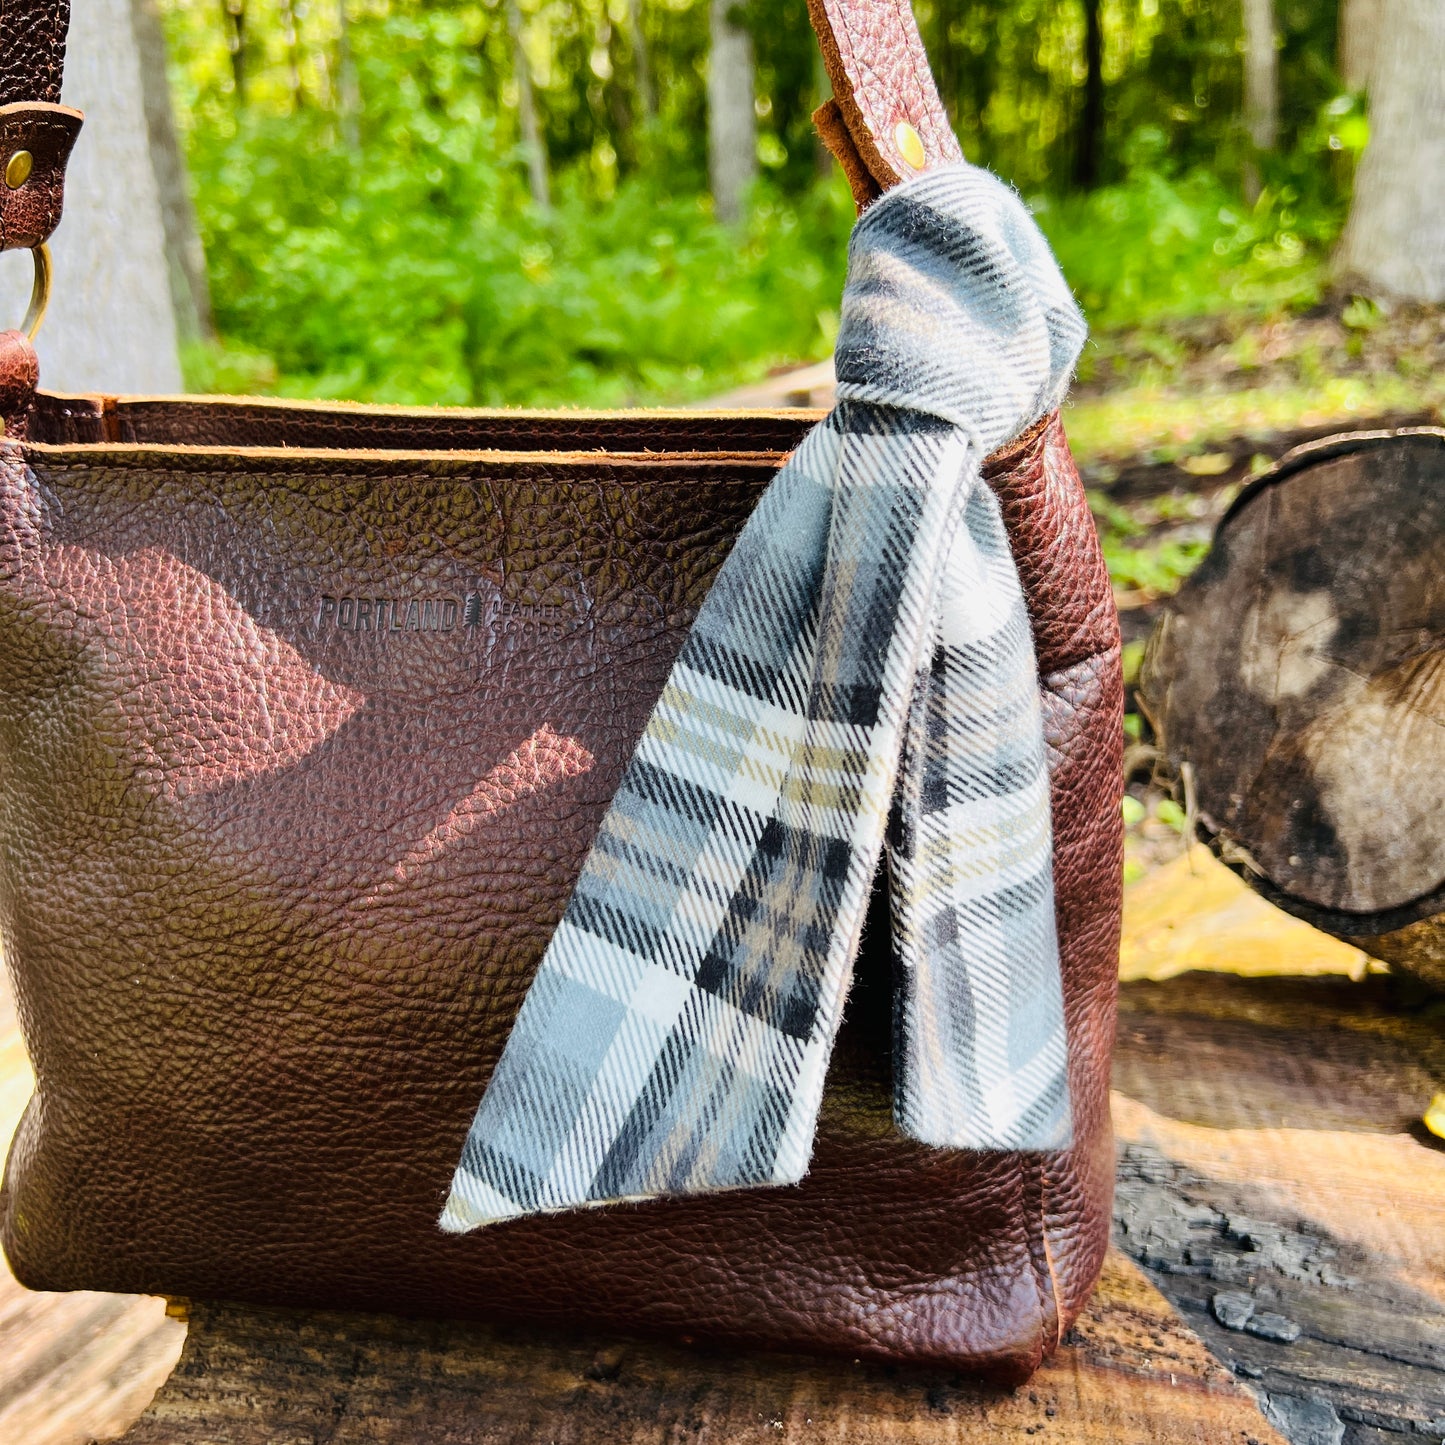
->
[442,163,1086,1232]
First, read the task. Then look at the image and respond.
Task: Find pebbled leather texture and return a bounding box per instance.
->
[0,0,68,107]
[0,330,38,437]
[807,0,963,194]
[0,407,1121,1382]
[0,102,83,252]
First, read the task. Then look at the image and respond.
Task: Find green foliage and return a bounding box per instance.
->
[1037,93,1367,333]
[1089,489,1211,596]
[1098,524,1211,596]
[188,96,854,405]
[163,0,1370,407]
[184,114,1354,405]
[1155,797,1187,832]
[1041,166,1325,329]
[916,0,1344,195]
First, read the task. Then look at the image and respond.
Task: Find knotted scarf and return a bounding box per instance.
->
[441,162,1087,1232]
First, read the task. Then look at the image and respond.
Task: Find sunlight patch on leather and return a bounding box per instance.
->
[27,545,365,797]
[362,724,595,904]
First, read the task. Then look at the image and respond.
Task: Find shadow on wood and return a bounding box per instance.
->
[1113,962,1445,1438]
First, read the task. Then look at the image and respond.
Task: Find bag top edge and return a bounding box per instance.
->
[17,439,800,470]
[35,389,830,426]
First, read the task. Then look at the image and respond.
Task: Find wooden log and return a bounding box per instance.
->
[1139,427,1445,987]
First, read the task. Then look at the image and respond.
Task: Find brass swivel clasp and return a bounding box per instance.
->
[18,243,51,340]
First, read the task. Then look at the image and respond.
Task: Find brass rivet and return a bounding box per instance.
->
[894,121,926,171]
[5,151,33,189]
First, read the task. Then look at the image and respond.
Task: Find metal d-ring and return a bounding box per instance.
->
[19,244,51,340]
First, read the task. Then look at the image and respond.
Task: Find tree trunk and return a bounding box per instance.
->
[0,0,184,391]
[605,17,639,174]
[276,0,305,109]
[707,0,756,225]
[506,0,551,212]
[129,0,214,343]
[1074,0,1105,190]
[625,0,654,120]
[1240,0,1278,203]
[221,0,246,103]
[1338,0,1383,91]
[1335,0,1445,303]
[928,0,962,129]
[1139,428,1445,989]
[335,0,361,152]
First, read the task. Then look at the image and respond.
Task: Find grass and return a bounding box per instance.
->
[1063,302,1444,602]
[1065,370,1444,471]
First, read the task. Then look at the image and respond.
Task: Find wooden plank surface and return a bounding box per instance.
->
[116,1251,1285,1445]
[1112,849,1445,1443]
[1111,969,1445,1441]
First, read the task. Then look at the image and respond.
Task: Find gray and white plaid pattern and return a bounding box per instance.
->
[441,163,1087,1231]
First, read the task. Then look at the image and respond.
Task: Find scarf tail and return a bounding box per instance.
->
[890,478,1070,1152]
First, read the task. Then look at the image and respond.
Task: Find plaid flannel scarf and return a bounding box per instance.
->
[441,162,1087,1232]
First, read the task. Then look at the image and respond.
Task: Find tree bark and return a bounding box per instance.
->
[1074,0,1105,190]
[625,0,654,120]
[1338,0,1383,92]
[1335,0,1445,303]
[707,0,757,225]
[1240,0,1278,203]
[129,0,214,343]
[506,0,551,212]
[335,0,361,152]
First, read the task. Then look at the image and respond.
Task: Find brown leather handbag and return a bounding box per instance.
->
[0,0,1122,1382]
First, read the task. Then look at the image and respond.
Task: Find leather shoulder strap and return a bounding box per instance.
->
[808,0,963,209]
[0,0,82,254]
[2,0,70,105]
